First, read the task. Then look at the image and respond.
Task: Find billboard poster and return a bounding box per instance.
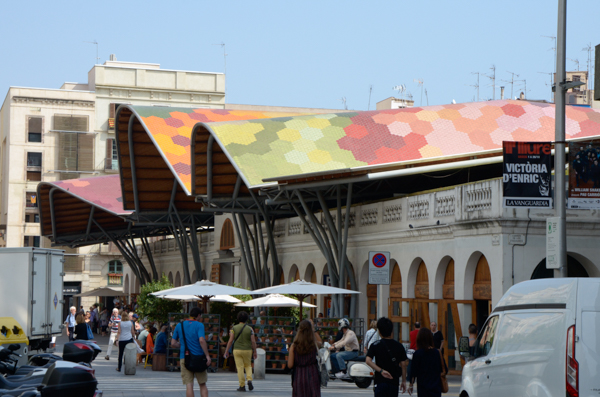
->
[503,141,552,208]
[568,140,600,209]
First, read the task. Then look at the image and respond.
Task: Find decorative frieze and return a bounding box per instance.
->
[408,199,429,220]
[12,96,94,107]
[361,208,378,226]
[288,220,302,236]
[435,195,455,217]
[383,204,402,223]
[465,185,492,212]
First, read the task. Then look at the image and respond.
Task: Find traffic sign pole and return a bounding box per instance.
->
[369,251,390,319]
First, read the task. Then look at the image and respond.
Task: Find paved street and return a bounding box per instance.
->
[53,333,462,396]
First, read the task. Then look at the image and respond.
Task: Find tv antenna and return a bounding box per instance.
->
[213,42,227,100]
[501,71,519,100]
[483,65,497,100]
[413,79,424,106]
[538,72,554,101]
[340,97,348,110]
[567,58,580,71]
[368,85,373,110]
[583,43,594,90]
[516,79,529,99]
[84,40,100,65]
[467,72,480,101]
[542,35,557,75]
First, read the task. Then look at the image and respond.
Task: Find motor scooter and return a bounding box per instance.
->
[319,342,373,389]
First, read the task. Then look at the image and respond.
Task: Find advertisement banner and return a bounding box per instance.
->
[568,140,600,209]
[503,141,552,208]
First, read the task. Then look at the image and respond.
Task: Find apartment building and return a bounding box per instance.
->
[0,58,225,305]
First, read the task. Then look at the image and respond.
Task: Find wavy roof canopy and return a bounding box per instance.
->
[38,175,132,245]
[192,100,600,189]
[116,106,304,211]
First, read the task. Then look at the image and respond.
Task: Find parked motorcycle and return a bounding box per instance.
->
[0,344,102,397]
[319,342,373,389]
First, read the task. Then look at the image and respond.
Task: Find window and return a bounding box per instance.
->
[23,236,40,247]
[25,192,38,208]
[105,139,119,170]
[108,103,116,130]
[25,213,40,223]
[572,75,581,91]
[107,260,123,286]
[54,115,94,179]
[28,117,42,143]
[476,315,499,357]
[26,152,42,181]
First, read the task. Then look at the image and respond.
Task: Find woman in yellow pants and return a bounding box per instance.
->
[224,311,257,392]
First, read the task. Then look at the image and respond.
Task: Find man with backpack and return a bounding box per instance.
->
[366,317,409,397]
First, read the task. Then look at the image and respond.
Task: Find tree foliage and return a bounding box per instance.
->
[136,275,183,325]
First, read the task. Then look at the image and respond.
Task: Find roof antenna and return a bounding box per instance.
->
[367,85,373,110]
[340,97,348,110]
[413,79,424,106]
[84,40,100,65]
[213,42,227,101]
[467,72,480,101]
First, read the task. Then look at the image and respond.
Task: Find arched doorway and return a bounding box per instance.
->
[531,255,589,279]
[168,271,173,285]
[388,262,403,340]
[191,270,197,282]
[214,218,236,284]
[304,264,317,319]
[289,264,300,283]
[473,255,491,332]
[175,271,182,287]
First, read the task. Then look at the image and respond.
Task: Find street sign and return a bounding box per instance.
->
[546,217,561,269]
[369,251,390,285]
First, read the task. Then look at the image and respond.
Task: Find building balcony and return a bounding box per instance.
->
[108,273,123,286]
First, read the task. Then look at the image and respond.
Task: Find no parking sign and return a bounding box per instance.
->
[368,251,390,285]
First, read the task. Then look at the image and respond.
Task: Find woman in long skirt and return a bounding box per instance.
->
[287,320,321,397]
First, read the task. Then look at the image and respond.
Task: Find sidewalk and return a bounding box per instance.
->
[54,332,463,397]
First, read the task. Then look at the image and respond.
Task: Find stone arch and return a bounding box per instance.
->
[304,263,316,283]
[406,257,425,299]
[289,264,300,283]
[168,271,173,285]
[134,277,140,294]
[473,255,491,301]
[415,261,429,299]
[434,256,454,300]
[463,251,484,300]
[191,270,197,282]
[124,274,130,295]
[175,271,182,287]
[531,254,591,279]
[220,218,235,250]
[390,262,402,299]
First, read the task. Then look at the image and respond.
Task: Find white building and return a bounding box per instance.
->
[0,58,225,313]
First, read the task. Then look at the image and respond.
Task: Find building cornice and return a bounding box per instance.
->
[12,96,95,107]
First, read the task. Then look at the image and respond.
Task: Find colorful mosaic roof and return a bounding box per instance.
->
[131,107,304,194]
[44,175,130,215]
[199,100,600,187]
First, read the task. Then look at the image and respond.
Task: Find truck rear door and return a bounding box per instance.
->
[577,280,600,397]
[49,252,64,335]
[30,251,48,336]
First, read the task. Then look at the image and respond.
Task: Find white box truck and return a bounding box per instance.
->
[458,278,600,397]
[0,247,64,351]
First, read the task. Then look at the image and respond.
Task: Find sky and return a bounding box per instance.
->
[1,1,599,111]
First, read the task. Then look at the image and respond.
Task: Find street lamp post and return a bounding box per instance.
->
[554,0,568,278]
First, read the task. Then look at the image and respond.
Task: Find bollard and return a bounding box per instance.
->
[124,343,137,375]
[254,348,266,380]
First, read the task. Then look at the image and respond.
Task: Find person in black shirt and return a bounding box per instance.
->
[366,317,408,397]
[74,314,89,340]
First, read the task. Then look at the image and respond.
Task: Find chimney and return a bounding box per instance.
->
[519,91,525,100]
[109,54,117,61]
[500,86,505,100]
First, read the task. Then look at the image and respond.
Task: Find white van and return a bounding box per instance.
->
[458,278,599,397]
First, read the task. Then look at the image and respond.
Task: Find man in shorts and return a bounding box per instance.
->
[171,307,211,397]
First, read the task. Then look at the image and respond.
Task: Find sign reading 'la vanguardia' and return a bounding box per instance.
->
[503,141,552,208]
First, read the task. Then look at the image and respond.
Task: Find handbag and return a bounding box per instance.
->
[86,323,94,340]
[439,349,449,393]
[229,324,247,354]
[180,320,208,373]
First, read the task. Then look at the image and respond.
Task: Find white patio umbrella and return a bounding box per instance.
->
[235,294,317,308]
[151,279,257,312]
[154,294,242,303]
[252,280,360,320]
